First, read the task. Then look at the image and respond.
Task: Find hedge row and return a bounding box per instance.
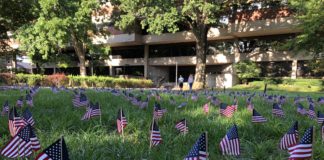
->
[0,73,153,88]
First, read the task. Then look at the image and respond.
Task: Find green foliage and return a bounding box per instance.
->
[0,73,153,88]
[286,0,324,54]
[15,0,109,75]
[233,78,324,92]
[0,89,323,159]
[234,60,261,81]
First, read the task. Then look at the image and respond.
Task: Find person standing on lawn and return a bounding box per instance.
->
[178,75,184,91]
[188,74,194,91]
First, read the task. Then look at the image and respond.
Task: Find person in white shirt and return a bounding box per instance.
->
[188,74,194,91]
[178,75,184,91]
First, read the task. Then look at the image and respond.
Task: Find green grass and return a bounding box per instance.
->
[0,89,324,159]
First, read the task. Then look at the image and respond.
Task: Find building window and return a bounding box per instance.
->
[111,45,144,58]
[149,43,196,58]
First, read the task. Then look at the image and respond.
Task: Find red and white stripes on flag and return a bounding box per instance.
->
[150,120,162,147]
[9,107,26,137]
[81,102,101,120]
[117,109,128,134]
[252,109,267,123]
[288,126,313,160]
[175,119,188,134]
[279,121,298,150]
[220,124,240,156]
[35,137,69,160]
[203,103,209,114]
[221,105,236,118]
[1,125,37,158]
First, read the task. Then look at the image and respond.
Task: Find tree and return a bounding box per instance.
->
[16,0,109,76]
[0,0,38,72]
[286,0,324,56]
[112,0,230,89]
[234,60,260,84]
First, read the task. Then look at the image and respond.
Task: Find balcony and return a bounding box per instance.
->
[107,58,145,66]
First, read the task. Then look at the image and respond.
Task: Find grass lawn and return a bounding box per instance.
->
[0,88,323,159]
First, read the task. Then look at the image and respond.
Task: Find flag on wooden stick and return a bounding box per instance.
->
[220,124,240,156]
[279,121,298,150]
[288,126,313,160]
[184,132,208,160]
[150,119,162,147]
[117,108,127,134]
[175,119,188,134]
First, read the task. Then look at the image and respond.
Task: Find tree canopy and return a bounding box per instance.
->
[16,0,109,76]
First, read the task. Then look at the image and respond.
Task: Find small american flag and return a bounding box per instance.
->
[220,124,240,156]
[16,96,23,107]
[221,105,236,118]
[288,126,313,160]
[184,132,207,160]
[175,119,188,134]
[219,103,227,113]
[30,126,41,151]
[318,97,324,104]
[9,107,26,137]
[272,103,285,117]
[81,102,101,120]
[23,108,35,126]
[252,109,267,123]
[150,120,162,147]
[35,137,70,160]
[296,103,307,115]
[2,100,9,115]
[26,94,33,107]
[1,125,34,158]
[279,121,298,150]
[318,111,324,124]
[211,96,220,106]
[153,102,164,119]
[117,108,128,134]
[203,103,209,114]
[72,93,89,107]
[247,102,254,112]
[308,103,316,119]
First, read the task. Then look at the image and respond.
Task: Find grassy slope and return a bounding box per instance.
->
[0,89,323,160]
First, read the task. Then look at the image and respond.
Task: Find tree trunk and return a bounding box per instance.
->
[71,33,87,76]
[192,25,208,90]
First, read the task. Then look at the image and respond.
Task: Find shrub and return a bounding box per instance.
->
[0,73,15,85]
[234,60,261,84]
[45,73,69,86]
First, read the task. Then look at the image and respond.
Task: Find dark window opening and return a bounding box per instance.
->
[111,45,144,58]
[149,43,196,58]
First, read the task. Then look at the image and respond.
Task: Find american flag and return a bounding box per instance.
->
[150,120,162,147]
[221,105,236,118]
[2,100,9,115]
[219,103,227,113]
[220,124,240,156]
[9,107,26,137]
[175,119,188,134]
[252,109,267,123]
[203,103,209,114]
[153,102,165,119]
[211,96,220,106]
[184,132,207,160]
[30,126,41,151]
[117,108,128,134]
[288,126,313,160]
[272,103,285,117]
[318,111,324,124]
[35,137,70,160]
[296,103,307,115]
[177,102,187,109]
[1,125,35,158]
[279,121,298,150]
[308,103,316,119]
[81,102,101,120]
[16,96,23,107]
[72,93,89,107]
[23,108,35,126]
[247,102,254,112]
[26,93,33,107]
[318,97,324,104]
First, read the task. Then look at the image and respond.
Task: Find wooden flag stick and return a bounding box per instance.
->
[99,103,102,126]
[206,132,209,160]
[61,136,63,160]
[121,108,125,143]
[149,107,155,149]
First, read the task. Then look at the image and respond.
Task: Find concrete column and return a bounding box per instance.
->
[144,45,149,78]
[291,60,298,79]
[109,66,114,76]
